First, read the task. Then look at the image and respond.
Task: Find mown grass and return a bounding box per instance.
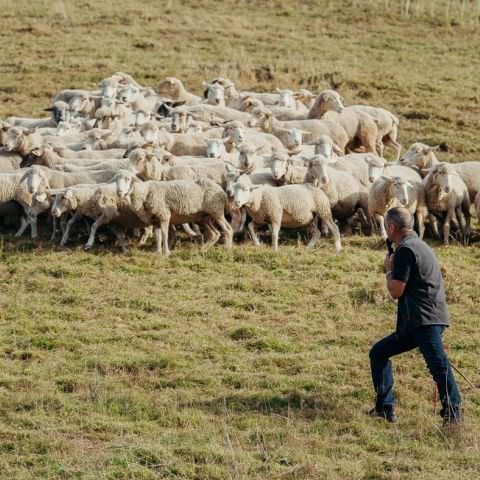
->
[0,1,479,478]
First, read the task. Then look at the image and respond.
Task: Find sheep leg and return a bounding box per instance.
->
[460,199,471,242]
[321,215,342,252]
[376,214,387,239]
[214,215,233,249]
[270,222,281,251]
[14,215,30,238]
[182,223,198,237]
[60,212,80,246]
[203,219,221,249]
[306,219,321,249]
[247,221,261,246]
[415,209,426,240]
[107,225,127,253]
[429,213,440,238]
[29,215,38,240]
[160,221,170,256]
[50,216,58,242]
[154,227,162,253]
[85,214,109,250]
[139,226,153,246]
[442,209,455,246]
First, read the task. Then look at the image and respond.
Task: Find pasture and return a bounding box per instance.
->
[0,1,479,479]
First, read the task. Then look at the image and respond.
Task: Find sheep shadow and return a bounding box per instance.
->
[180,390,345,420]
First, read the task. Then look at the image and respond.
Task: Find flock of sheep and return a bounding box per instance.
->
[1,71,479,254]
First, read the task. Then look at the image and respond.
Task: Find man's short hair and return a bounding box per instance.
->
[386,207,413,231]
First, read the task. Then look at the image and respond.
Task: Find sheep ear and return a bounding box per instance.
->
[65,190,74,199]
[380,175,392,182]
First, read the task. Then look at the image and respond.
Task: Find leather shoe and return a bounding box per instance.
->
[368,405,397,423]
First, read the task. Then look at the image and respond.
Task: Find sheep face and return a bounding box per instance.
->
[116,171,135,198]
[306,157,329,187]
[119,84,140,103]
[134,111,150,126]
[316,90,344,115]
[206,139,226,159]
[51,192,72,217]
[157,77,182,99]
[391,177,410,207]
[204,83,225,106]
[69,94,91,115]
[277,90,295,108]
[271,157,288,181]
[99,79,118,99]
[3,127,24,152]
[400,143,439,170]
[231,182,251,209]
[223,124,244,144]
[24,169,47,194]
[367,159,385,183]
[238,145,257,170]
[139,123,158,143]
[171,110,191,133]
[431,165,454,194]
[286,129,304,150]
[314,135,334,158]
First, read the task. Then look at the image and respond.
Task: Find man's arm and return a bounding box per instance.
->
[385,247,414,300]
[385,271,407,299]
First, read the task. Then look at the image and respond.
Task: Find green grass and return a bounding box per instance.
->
[0,1,480,478]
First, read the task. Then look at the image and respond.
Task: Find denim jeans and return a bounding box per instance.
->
[369,325,461,415]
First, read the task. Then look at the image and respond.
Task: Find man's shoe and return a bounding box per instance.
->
[368,405,397,423]
[442,406,462,426]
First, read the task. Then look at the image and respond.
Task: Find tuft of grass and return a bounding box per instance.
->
[0,1,479,479]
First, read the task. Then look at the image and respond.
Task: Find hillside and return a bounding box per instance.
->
[0,1,479,479]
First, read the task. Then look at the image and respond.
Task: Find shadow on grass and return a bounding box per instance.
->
[182,390,344,420]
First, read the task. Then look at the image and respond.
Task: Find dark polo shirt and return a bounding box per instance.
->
[391,233,449,334]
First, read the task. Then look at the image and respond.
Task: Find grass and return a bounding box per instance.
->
[0,1,479,478]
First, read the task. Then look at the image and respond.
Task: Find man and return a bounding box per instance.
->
[368,207,462,424]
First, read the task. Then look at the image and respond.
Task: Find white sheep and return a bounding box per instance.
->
[156,77,201,105]
[422,163,471,245]
[230,180,341,252]
[368,175,427,239]
[113,171,233,255]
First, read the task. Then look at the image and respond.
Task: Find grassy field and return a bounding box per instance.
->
[0,1,480,478]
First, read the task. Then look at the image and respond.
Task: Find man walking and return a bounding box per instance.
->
[369,207,462,424]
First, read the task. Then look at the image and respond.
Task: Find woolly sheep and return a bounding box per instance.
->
[230,181,341,252]
[423,163,471,245]
[368,175,427,239]
[156,77,201,105]
[115,171,233,255]
[308,90,379,155]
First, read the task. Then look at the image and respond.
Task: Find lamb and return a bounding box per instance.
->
[230,180,341,252]
[305,154,369,229]
[307,90,380,155]
[156,77,201,105]
[113,171,233,255]
[423,163,471,245]
[252,108,349,153]
[367,175,427,239]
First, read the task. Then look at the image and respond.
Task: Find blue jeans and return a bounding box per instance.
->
[369,325,461,415]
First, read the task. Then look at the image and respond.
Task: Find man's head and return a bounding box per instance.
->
[385,207,413,244]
